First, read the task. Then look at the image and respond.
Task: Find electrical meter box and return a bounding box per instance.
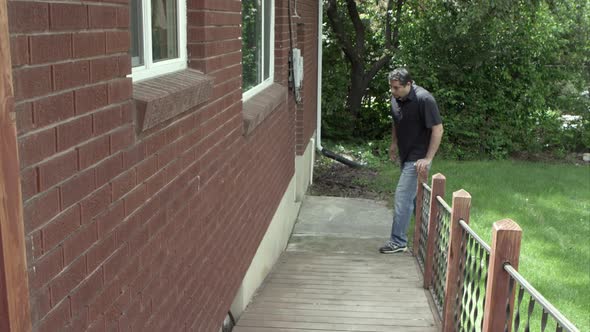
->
[292,48,304,90]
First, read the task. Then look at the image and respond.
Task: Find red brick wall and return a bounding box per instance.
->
[8,0,311,331]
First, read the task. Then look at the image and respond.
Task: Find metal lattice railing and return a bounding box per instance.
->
[454,219,491,332]
[505,265,580,332]
[430,196,452,316]
[411,174,580,331]
[417,182,431,271]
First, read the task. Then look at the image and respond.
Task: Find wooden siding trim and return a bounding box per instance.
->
[0,0,32,330]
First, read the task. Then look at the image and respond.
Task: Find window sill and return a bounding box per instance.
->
[243,83,287,136]
[133,69,213,133]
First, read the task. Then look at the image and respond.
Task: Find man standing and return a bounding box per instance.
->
[379,68,443,254]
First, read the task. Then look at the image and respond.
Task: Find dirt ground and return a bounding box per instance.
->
[307,161,390,201]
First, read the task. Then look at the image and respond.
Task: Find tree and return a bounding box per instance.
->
[322,0,589,158]
[400,0,589,158]
[325,0,404,128]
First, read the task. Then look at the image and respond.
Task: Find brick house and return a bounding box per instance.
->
[0,0,321,330]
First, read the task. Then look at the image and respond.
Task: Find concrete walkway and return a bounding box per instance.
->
[234,196,440,332]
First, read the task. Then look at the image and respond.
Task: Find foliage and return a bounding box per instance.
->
[321,32,355,139]
[323,0,404,137]
[322,1,398,140]
[400,0,590,159]
[357,68,395,140]
[242,0,260,91]
[322,0,590,159]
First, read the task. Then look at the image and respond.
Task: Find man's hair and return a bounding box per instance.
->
[388,68,412,85]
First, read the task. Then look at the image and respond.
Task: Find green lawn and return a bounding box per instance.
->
[371,159,590,330]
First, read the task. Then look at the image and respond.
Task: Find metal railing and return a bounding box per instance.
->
[454,219,491,331]
[505,265,579,332]
[417,182,431,271]
[430,196,452,316]
[414,173,580,332]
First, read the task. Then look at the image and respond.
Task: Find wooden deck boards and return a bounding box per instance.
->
[234,251,440,332]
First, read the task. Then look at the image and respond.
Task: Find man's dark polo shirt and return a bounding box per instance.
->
[391,84,442,165]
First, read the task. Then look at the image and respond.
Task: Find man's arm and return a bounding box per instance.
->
[390,125,398,163]
[416,124,443,173]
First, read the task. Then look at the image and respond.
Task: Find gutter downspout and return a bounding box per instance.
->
[315,1,362,169]
[316,0,323,153]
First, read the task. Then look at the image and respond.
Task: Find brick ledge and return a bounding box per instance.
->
[133,69,213,132]
[243,83,287,136]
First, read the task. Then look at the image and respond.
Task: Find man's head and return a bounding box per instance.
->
[389,68,413,100]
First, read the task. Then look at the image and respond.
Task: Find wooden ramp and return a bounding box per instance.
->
[234,250,440,332]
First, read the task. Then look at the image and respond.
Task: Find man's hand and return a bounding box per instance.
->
[415,124,443,174]
[415,158,431,174]
[389,144,398,163]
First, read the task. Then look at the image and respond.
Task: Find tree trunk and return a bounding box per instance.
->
[346,55,392,125]
[347,65,368,122]
[325,0,403,133]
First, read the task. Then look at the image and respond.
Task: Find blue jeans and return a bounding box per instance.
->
[389,161,420,247]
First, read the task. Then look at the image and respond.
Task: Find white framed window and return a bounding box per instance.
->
[242,0,275,100]
[130,0,187,81]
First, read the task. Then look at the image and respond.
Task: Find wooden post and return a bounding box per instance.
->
[423,173,445,288]
[412,169,428,255]
[442,189,471,332]
[0,1,32,331]
[482,219,522,332]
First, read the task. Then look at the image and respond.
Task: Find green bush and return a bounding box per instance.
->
[321,0,590,160]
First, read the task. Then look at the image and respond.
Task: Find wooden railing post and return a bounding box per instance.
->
[423,173,446,288]
[412,169,428,255]
[0,1,32,331]
[442,190,471,332]
[483,219,522,332]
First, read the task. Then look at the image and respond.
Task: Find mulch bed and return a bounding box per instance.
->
[308,162,387,200]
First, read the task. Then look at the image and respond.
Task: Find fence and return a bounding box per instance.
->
[413,173,579,332]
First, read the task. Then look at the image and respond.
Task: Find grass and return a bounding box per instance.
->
[369,159,590,330]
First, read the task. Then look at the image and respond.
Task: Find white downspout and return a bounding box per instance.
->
[312,2,361,171]
[310,0,324,186]
[312,5,362,170]
[316,0,323,152]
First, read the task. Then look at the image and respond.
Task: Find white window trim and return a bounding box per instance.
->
[131,0,188,82]
[243,0,275,101]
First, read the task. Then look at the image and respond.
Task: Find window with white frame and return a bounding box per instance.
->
[242,0,274,100]
[131,0,187,81]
